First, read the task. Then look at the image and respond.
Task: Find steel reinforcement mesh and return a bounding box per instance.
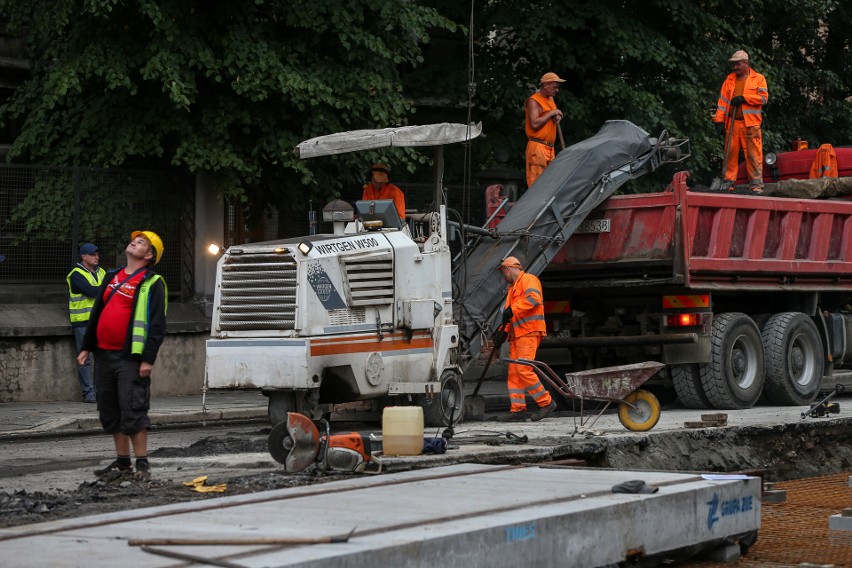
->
[687,471,852,567]
[0,164,192,297]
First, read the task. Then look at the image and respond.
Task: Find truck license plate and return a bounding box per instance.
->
[576,218,611,233]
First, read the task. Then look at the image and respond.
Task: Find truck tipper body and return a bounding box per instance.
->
[539,169,852,409]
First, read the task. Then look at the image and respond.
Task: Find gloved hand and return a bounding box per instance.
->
[501,307,513,324]
[730,95,746,106]
[714,122,726,136]
[492,328,507,348]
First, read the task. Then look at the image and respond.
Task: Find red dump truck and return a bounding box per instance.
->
[538,152,852,410]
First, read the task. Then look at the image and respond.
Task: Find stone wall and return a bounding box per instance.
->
[0,303,211,402]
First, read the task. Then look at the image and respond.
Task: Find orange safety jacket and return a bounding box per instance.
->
[713,68,769,128]
[504,271,546,340]
[363,182,406,220]
[809,144,838,179]
[525,93,558,144]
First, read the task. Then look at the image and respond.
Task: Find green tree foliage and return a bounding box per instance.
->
[421,0,851,193]
[3,0,851,228]
[0,0,455,214]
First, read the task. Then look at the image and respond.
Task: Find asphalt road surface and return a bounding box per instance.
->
[0,423,280,494]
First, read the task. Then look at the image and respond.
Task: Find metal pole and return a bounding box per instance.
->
[308,200,317,235]
[71,167,81,261]
[433,146,444,211]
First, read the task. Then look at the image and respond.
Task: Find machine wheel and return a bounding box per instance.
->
[761,312,823,405]
[617,389,661,432]
[699,312,764,409]
[671,363,711,408]
[267,391,296,426]
[421,370,465,427]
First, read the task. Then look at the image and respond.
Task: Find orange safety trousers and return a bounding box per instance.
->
[507,334,553,412]
[724,120,763,187]
[525,141,556,188]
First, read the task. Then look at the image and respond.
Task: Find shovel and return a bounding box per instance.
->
[710,103,738,191]
[463,330,505,419]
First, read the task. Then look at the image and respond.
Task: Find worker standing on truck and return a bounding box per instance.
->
[362,163,406,222]
[713,50,769,193]
[67,242,106,403]
[78,231,167,477]
[496,256,556,421]
[525,72,565,188]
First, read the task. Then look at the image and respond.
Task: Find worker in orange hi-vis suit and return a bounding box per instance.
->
[495,256,556,422]
[362,163,406,221]
[713,50,769,193]
[524,72,565,188]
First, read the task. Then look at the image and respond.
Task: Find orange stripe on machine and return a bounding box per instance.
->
[310,332,433,356]
[662,295,710,309]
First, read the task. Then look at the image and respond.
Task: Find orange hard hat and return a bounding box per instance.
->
[500,256,523,269]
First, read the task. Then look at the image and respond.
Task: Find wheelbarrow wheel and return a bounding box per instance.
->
[617,389,661,432]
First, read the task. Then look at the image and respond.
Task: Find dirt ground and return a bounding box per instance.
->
[1,419,850,530]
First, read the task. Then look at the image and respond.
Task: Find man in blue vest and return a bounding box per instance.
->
[78,231,167,477]
[67,243,106,403]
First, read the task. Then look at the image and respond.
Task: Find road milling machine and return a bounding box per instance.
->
[204,121,689,426]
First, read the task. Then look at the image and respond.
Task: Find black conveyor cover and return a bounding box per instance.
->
[455,120,655,355]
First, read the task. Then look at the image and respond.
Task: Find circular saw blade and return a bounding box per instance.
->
[268,413,320,472]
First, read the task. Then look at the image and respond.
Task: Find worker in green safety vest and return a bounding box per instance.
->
[66,243,106,403]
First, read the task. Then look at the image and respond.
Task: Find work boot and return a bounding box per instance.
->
[135,459,150,479]
[94,459,132,477]
[529,402,557,422]
[497,411,528,423]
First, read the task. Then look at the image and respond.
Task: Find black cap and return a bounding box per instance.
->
[79,243,99,255]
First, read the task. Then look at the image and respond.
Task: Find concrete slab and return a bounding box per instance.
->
[702,542,741,562]
[762,489,787,503]
[0,464,761,568]
[829,513,852,531]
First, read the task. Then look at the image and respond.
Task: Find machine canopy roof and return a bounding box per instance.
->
[297,122,483,159]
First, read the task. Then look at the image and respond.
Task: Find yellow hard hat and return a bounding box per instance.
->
[131,230,164,265]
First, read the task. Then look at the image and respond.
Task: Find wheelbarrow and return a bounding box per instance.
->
[502,359,666,432]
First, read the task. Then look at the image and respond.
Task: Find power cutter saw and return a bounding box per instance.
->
[268,412,381,474]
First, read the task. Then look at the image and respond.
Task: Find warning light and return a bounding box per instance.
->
[665,313,701,327]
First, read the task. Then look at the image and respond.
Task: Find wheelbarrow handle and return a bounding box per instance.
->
[503,358,563,384]
[501,358,572,395]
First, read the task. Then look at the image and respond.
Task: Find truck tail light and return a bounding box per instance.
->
[665,313,701,327]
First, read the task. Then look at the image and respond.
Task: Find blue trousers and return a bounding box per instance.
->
[74,326,96,400]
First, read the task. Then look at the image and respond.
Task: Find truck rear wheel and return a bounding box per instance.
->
[761,312,823,405]
[699,312,764,409]
[671,364,711,408]
[421,370,464,427]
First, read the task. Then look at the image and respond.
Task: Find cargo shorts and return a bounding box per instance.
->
[94,350,152,435]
